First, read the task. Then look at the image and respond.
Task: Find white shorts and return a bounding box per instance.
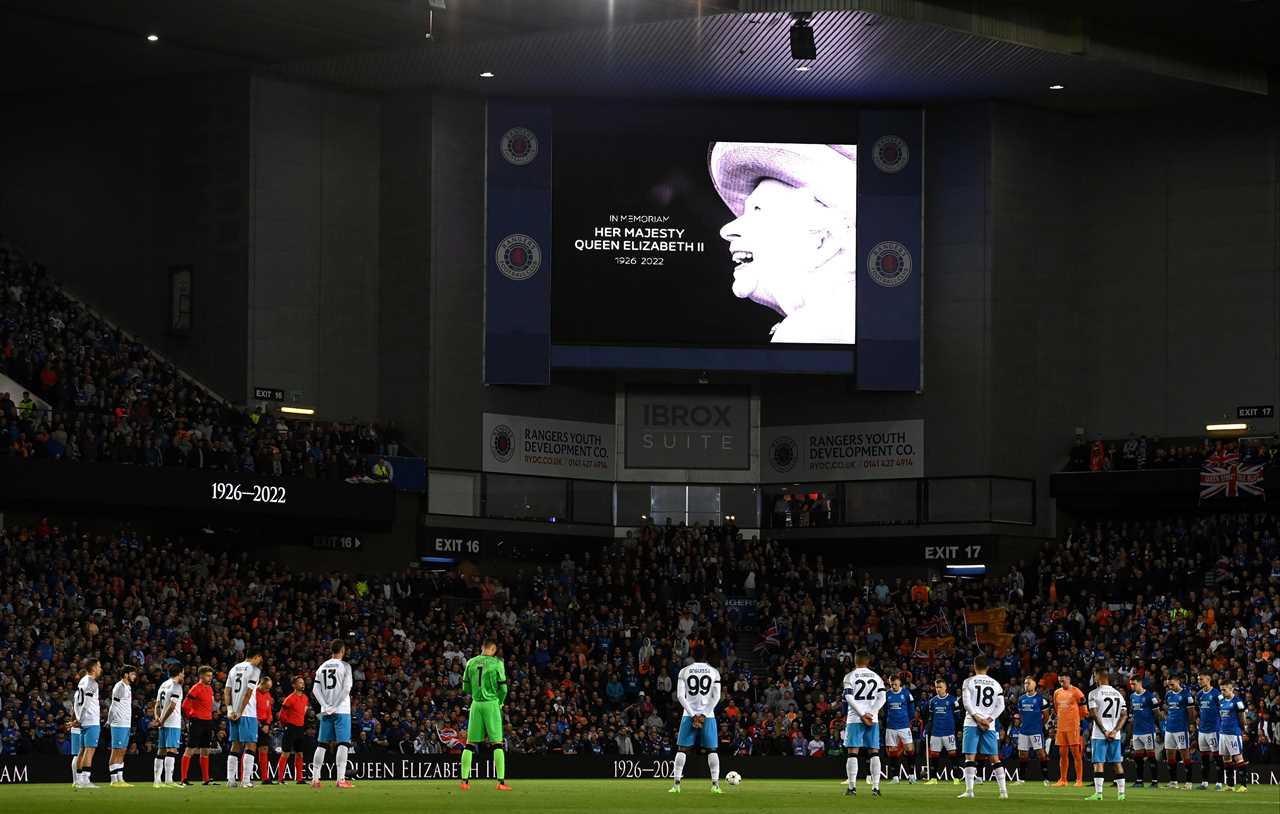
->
[1216,735,1242,758]
[1163,731,1188,751]
[1130,734,1155,752]
[885,729,913,750]
[1197,732,1218,753]
[928,735,957,754]
[1015,734,1044,752]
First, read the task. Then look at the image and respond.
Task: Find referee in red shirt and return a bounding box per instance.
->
[256,676,275,784]
[278,675,311,784]
[180,665,215,785]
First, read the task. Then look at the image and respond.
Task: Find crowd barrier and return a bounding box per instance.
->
[2,752,1277,785]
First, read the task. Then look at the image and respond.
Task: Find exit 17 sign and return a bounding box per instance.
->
[1237,405,1274,419]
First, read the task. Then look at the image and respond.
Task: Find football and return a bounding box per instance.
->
[725,771,742,786]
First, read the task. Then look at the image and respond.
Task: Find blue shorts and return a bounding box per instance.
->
[158,727,182,749]
[110,726,130,749]
[71,729,82,753]
[1091,738,1122,764]
[844,722,881,750]
[676,715,718,749]
[319,713,352,744]
[229,717,259,744]
[80,725,100,749]
[962,726,999,756]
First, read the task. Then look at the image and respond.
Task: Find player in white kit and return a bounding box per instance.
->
[669,652,723,794]
[224,650,263,788]
[1085,666,1128,801]
[106,664,139,786]
[153,665,185,787]
[312,638,357,789]
[842,650,886,797]
[73,658,103,789]
[958,655,1009,799]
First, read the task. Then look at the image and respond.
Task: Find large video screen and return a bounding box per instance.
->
[552,104,859,350]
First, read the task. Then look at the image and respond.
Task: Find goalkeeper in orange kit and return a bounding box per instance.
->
[1052,675,1088,786]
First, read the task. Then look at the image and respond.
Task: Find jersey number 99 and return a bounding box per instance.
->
[686,675,713,696]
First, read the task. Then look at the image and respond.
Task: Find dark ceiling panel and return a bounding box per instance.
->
[271,9,1246,111]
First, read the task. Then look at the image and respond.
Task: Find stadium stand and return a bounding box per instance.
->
[2,514,1276,766]
[0,240,403,476]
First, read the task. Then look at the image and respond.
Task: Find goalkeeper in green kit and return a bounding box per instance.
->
[459,640,511,791]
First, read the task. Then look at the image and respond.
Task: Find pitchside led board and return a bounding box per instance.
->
[485,101,922,389]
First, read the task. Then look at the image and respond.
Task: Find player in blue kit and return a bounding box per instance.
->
[1162,677,1193,789]
[1128,676,1160,788]
[923,679,961,785]
[1215,681,1249,793]
[883,676,917,784]
[1193,673,1223,790]
[1014,677,1052,785]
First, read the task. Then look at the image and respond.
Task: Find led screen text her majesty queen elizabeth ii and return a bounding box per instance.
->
[551,103,859,354]
[545,102,921,387]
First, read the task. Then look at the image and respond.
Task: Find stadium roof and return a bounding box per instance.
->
[2,0,1276,110]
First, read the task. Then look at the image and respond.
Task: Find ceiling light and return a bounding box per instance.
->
[146,34,159,42]
[789,14,817,60]
[1049,84,1064,90]
[281,406,316,416]
[480,71,494,78]
[1205,423,1247,432]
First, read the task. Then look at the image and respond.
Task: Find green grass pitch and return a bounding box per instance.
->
[2,779,1274,813]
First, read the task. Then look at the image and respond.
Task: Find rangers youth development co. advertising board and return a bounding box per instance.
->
[762,419,923,482]
[483,413,615,481]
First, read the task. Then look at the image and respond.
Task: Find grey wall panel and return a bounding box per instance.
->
[249,77,380,419]
[378,95,433,451]
[1077,102,1278,438]
[427,93,487,469]
[0,76,251,399]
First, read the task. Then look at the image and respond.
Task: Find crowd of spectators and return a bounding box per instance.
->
[0,240,403,477]
[1,512,1277,767]
[1067,434,1277,472]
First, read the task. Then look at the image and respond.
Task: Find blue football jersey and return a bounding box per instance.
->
[1196,688,1222,733]
[1217,696,1245,737]
[1017,693,1045,736]
[885,688,914,730]
[1164,688,1191,732]
[928,694,959,736]
[1130,690,1158,736]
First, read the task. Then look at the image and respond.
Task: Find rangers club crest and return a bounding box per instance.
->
[871,135,909,174]
[495,234,542,281]
[490,424,514,463]
[867,241,913,288]
[769,436,799,474]
[500,127,539,166]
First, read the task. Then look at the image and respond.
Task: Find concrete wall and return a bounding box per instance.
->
[0,75,251,398]
[249,76,381,420]
[1076,100,1279,438]
[378,94,433,451]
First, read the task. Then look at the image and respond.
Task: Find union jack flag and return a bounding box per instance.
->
[1199,451,1265,499]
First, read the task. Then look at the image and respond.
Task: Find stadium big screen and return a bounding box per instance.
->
[485,101,923,388]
